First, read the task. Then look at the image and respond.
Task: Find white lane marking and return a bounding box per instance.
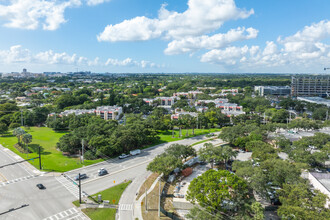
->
[119,203,133,210]
[42,208,89,220]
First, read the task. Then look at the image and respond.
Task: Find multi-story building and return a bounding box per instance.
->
[173,91,203,98]
[216,103,244,116]
[195,98,228,106]
[291,75,330,97]
[254,86,291,96]
[143,97,178,106]
[49,109,95,117]
[95,106,122,120]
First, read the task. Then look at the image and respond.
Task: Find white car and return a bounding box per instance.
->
[118,154,130,159]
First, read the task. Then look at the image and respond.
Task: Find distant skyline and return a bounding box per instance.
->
[0,0,329,73]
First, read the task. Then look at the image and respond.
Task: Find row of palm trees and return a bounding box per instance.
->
[12,127,32,154]
[169,114,198,138]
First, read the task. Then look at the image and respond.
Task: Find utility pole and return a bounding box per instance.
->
[145,187,147,212]
[81,139,84,164]
[326,110,328,121]
[21,110,23,127]
[38,146,42,170]
[158,179,161,217]
[79,173,82,204]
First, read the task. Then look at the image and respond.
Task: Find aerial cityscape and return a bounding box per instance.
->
[0,0,330,220]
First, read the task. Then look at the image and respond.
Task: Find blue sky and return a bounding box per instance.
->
[0,0,329,73]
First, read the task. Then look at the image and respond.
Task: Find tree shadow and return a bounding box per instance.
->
[54,130,69,134]
[28,144,51,155]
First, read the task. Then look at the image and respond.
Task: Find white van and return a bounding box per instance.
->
[130,149,141,156]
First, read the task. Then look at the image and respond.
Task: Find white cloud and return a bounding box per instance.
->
[97,0,254,42]
[165,27,258,55]
[105,58,158,68]
[0,45,31,63]
[86,0,111,6]
[0,0,81,30]
[0,45,159,69]
[200,20,330,71]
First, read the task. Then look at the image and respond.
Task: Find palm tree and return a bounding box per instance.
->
[169,120,176,138]
[22,133,32,155]
[221,145,238,167]
[12,127,26,145]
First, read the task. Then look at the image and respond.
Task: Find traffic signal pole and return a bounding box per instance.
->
[79,173,82,204]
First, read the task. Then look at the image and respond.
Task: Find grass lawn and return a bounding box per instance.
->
[190,138,214,146]
[73,181,131,220]
[0,127,103,172]
[82,208,116,220]
[149,128,220,147]
[91,181,131,205]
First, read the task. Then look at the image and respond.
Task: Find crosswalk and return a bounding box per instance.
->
[55,175,84,199]
[0,175,38,187]
[118,203,133,211]
[43,208,89,220]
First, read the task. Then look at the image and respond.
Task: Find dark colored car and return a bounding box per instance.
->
[36,184,46,189]
[74,173,87,181]
[98,168,108,176]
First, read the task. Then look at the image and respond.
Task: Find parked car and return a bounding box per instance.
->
[74,173,87,181]
[118,154,130,159]
[130,149,141,156]
[36,184,46,190]
[98,168,108,176]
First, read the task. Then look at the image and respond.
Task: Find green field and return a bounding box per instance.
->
[152,128,219,146]
[82,208,116,220]
[0,127,103,172]
[77,181,131,220]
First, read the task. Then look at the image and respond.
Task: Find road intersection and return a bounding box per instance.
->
[0,133,219,220]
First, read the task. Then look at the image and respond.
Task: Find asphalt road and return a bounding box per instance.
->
[0,145,88,220]
[0,133,221,220]
[63,133,221,220]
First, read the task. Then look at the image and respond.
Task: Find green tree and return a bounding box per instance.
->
[187,170,251,217]
[198,143,223,169]
[165,144,196,162]
[22,133,32,154]
[278,182,330,220]
[147,153,182,177]
[0,123,8,134]
[12,127,26,145]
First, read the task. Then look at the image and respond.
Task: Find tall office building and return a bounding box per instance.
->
[291,75,330,97]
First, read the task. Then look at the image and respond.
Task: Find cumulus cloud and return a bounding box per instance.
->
[165,27,258,55]
[0,0,81,30]
[97,0,254,42]
[0,45,159,69]
[105,58,158,68]
[200,20,330,71]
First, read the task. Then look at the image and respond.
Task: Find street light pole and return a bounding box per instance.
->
[38,146,42,170]
[158,178,161,217]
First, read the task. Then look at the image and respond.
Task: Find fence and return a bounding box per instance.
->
[159,182,182,220]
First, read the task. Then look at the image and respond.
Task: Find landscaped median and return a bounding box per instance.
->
[72,181,131,220]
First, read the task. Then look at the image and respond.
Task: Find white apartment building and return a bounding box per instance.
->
[143,97,178,106]
[95,106,122,120]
